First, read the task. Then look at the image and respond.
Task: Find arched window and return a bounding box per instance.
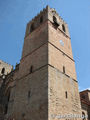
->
[53,16,57,22]
[82,112,86,120]
[40,16,43,23]
[62,24,66,32]
[1,67,5,74]
[30,23,34,33]
[53,16,59,27]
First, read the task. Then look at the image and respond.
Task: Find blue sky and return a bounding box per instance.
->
[0,0,90,91]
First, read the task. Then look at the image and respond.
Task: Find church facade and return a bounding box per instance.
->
[0,6,89,120]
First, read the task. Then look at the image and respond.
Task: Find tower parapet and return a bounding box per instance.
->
[25,6,70,38]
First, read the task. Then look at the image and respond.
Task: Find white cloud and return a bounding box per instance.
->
[87,88,90,90]
[79,86,90,91]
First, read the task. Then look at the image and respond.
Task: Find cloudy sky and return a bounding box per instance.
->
[0,0,90,91]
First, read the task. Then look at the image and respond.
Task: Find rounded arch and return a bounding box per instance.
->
[40,16,43,23]
[1,67,5,74]
[53,16,57,22]
[82,112,86,120]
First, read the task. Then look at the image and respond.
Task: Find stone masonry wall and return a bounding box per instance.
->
[11,66,48,120]
[48,66,82,120]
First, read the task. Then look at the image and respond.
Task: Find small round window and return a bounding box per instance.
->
[59,40,64,46]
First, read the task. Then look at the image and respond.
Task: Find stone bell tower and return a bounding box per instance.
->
[9,6,82,120]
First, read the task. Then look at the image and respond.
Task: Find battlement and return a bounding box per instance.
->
[0,60,12,76]
[25,5,70,38]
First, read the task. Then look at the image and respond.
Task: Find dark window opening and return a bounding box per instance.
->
[30,66,33,73]
[8,92,10,102]
[22,113,25,117]
[4,105,8,114]
[65,91,68,99]
[63,66,65,74]
[53,16,57,22]
[40,16,43,23]
[53,16,59,27]
[62,24,66,32]
[30,23,35,33]
[1,67,5,74]
[82,112,86,120]
[28,91,31,98]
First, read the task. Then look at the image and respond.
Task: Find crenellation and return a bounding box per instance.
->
[0,60,12,76]
[25,5,70,38]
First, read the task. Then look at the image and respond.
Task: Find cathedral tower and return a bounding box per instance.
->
[8,6,82,120]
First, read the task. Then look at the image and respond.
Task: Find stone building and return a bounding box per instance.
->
[80,90,90,120]
[0,60,12,90]
[0,60,12,76]
[0,60,12,119]
[0,5,89,120]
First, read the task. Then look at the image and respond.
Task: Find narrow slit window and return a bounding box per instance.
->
[65,91,68,99]
[30,66,33,73]
[63,66,65,74]
[4,105,8,114]
[28,91,31,98]
[8,92,10,102]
